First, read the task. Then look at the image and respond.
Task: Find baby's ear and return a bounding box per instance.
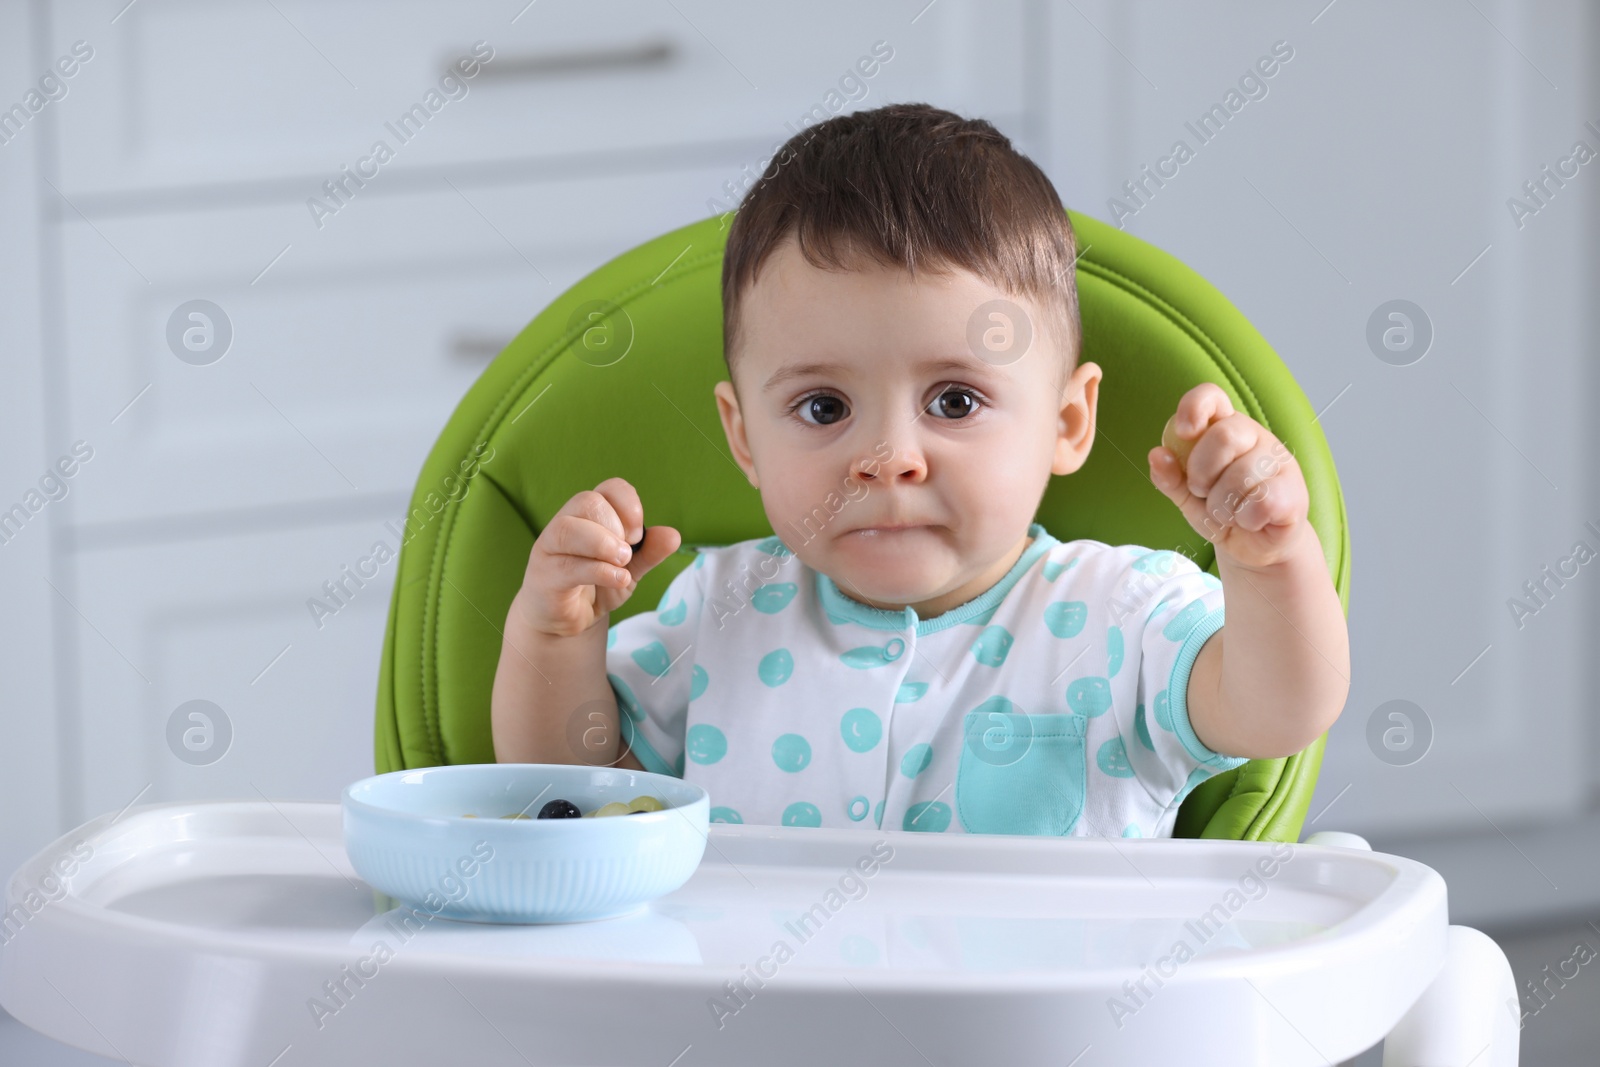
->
[1051,361,1101,475]
[712,380,760,489]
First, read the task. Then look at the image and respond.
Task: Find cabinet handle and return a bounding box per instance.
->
[449,335,513,362]
[466,39,677,82]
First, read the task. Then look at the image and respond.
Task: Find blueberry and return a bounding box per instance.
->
[537,798,582,819]
[630,526,648,554]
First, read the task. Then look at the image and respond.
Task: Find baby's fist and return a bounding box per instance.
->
[511,477,682,638]
[1148,383,1309,569]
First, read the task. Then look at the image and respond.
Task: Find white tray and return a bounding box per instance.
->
[0,800,1447,1066]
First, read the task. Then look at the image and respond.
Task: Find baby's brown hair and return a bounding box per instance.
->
[720,102,1083,391]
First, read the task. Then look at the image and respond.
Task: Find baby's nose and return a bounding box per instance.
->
[853,442,925,483]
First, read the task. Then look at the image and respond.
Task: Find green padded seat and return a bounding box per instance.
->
[374,209,1350,843]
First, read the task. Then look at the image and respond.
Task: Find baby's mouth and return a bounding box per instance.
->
[848,525,925,538]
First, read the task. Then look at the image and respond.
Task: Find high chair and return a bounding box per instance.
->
[0,211,1519,1066]
[368,208,1519,1064]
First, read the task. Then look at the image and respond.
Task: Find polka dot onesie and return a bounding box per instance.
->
[605,522,1248,838]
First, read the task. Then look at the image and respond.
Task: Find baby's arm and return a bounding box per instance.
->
[492,605,647,770]
[490,477,680,768]
[1149,385,1350,760]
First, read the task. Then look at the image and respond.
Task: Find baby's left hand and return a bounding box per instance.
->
[1148,383,1310,569]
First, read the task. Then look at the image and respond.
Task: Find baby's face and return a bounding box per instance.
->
[715,234,1102,617]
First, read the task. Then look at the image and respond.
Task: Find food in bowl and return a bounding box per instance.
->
[462,794,666,819]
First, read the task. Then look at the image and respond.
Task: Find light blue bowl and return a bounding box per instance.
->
[341,763,709,923]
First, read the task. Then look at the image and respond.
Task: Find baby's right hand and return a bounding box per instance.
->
[510,476,682,639]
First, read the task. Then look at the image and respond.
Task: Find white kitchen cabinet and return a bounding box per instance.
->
[1047,0,1594,840]
[20,0,1041,837]
[67,516,407,825]
[54,166,737,530]
[45,0,1026,200]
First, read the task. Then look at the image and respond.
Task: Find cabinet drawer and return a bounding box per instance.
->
[58,166,731,529]
[70,519,409,822]
[48,0,1025,198]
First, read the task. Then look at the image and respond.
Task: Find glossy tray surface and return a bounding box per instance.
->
[0,801,1448,1066]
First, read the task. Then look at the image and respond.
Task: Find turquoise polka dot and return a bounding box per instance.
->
[689,663,708,701]
[709,806,743,823]
[847,795,870,821]
[899,743,933,779]
[1134,702,1155,751]
[1097,736,1135,778]
[895,681,928,703]
[631,641,671,677]
[839,934,879,966]
[782,802,821,827]
[658,597,688,626]
[1121,822,1143,838]
[1132,550,1179,575]
[606,628,617,649]
[1162,599,1210,641]
[772,733,811,772]
[1154,688,1174,731]
[758,648,794,686]
[752,582,798,613]
[687,724,727,764]
[841,638,905,669]
[694,551,706,569]
[970,625,1013,667]
[1066,676,1112,717]
[608,674,642,721]
[1199,573,1222,590]
[903,800,951,832]
[1107,626,1124,677]
[755,536,793,558]
[1043,601,1088,638]
[840,707,882,753]
[873,799,885,827]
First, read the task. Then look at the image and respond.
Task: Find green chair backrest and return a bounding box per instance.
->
[374,210,1349,843]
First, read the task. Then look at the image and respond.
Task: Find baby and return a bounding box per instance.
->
[490,103,1349,838]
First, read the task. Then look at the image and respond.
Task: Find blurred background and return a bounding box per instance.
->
[0,0,1594,1062]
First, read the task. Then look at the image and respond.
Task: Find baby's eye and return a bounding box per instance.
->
[926,387,983,420]
[793,393,849,426]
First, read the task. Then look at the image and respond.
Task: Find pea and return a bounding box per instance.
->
[1161,414,1196,471]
